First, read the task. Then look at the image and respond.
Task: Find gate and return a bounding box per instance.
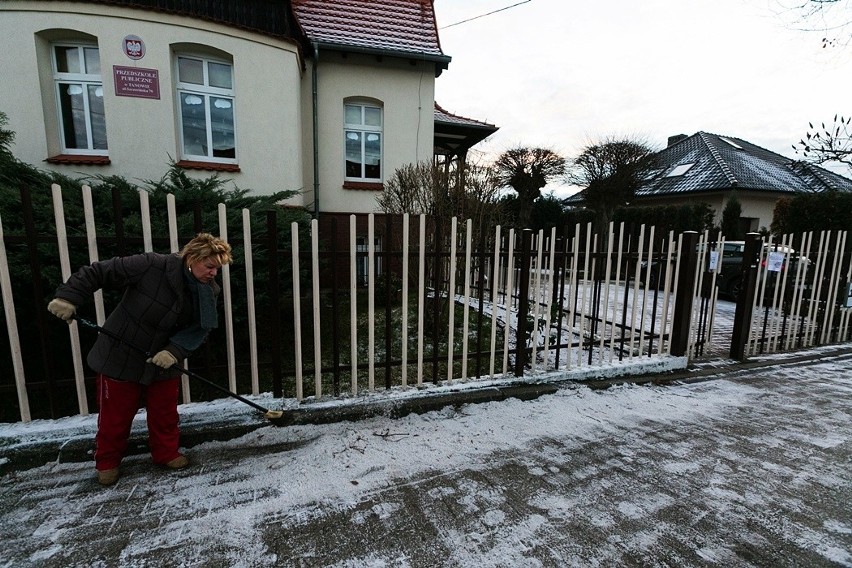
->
[730,231,852,359]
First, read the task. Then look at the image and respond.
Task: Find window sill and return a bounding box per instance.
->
[176,160,241,172]
[343,181,384,191]
[45,155,111,165]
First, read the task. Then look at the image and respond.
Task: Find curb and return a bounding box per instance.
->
[3,345,851,474]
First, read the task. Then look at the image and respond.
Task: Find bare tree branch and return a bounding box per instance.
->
[793,114,852,170]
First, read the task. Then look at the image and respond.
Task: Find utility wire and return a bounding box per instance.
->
[440,0,533,29]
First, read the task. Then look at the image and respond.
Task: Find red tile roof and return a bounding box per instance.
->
[433,103,499,157]
[291,0,448,63]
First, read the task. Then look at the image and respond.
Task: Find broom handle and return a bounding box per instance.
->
[74,316,273,415]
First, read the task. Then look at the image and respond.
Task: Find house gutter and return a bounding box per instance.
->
[311,41,320,218]
[313,41,451,74]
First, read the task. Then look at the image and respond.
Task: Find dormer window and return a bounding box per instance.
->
[720,137,743,149]
[666,163,694,177]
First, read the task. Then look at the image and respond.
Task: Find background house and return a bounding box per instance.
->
[0,0,496,218]
[634,132,852,233]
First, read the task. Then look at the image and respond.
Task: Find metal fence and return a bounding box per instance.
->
[731,230,852,358]
[1,184,719,423]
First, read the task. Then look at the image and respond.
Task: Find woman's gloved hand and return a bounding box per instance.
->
[147,350,178,369]
[47,298,76,321]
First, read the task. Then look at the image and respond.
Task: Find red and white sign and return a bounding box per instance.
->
[113,66,160,99]
[123,35,145,60]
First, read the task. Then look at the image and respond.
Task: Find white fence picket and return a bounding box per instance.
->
[489,225,501,378]
[242,209,260,395]
[821,231,846,344]
[291,222,303,401]
[350,215,358,395]
[808,231,829,347]
[165,193,191,403]
[367,214,375,391]
[416,214,426,386]
[51,184,88,416]
[401,213,410,387]
[461,219,472,381]
[542,227,557,367]
[311,219,322,398]
[598,223,615,364]
[502,228,515,376]
[218,204,237,394]
[140,190,153,253]
[446,217,457,383]
[81,186,106,325]
[0,214,30,422]
[659,231,676,355]
[639,225,655,358]
[530,229,544,372]
[608,224,626,363]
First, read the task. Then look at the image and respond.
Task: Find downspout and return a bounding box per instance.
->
[311,41,320,218]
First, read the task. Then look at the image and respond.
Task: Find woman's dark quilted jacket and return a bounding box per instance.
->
[55,252,220,384]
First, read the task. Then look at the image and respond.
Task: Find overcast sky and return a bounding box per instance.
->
[432,0,852,195]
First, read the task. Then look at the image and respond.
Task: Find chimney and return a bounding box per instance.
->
[667,134,688,147]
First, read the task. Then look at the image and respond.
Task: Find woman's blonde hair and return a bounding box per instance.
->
[179,233,232,266]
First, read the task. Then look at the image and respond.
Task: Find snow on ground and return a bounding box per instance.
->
[2,295,850,566]
[1,346,850,566]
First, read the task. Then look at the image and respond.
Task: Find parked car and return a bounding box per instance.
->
[706,241,808,301]
[638,241,809,301]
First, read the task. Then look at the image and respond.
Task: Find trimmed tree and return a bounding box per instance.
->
[493,146,566,229]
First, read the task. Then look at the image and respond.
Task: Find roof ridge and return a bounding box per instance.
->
[799,161,840,191]
[698,132,739,187]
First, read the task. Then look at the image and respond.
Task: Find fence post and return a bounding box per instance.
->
[21,185,58,417]
[266,211,283,397]
[514,229,532,376]
[111,187,126,256]
[670,231,699,357]
[431,218,442,383]
[729,232,763,360]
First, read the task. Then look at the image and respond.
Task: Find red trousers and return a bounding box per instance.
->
[94,374,181,471]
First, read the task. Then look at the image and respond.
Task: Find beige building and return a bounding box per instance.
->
[0,0,495,217]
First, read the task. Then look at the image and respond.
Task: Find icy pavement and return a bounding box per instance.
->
[1,347,850,567]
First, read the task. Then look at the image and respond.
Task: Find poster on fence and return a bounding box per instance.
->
[708,251,719,271]
[766,251,785,272]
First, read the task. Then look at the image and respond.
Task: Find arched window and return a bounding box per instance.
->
[344,100,383,182]
[175,52,236,162]
[52,43,107,154]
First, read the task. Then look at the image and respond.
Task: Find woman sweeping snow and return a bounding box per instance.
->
[47,233,232,486]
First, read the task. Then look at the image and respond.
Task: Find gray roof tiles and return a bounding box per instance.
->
[434,103,496,129]
[636,131,852,197]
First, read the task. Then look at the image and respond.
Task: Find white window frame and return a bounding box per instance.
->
[52,43,107,155]
[356,235,382,287]
[344,102,383,182]
[175,54,237,163]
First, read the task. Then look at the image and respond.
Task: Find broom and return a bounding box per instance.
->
[74,316,293,425]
